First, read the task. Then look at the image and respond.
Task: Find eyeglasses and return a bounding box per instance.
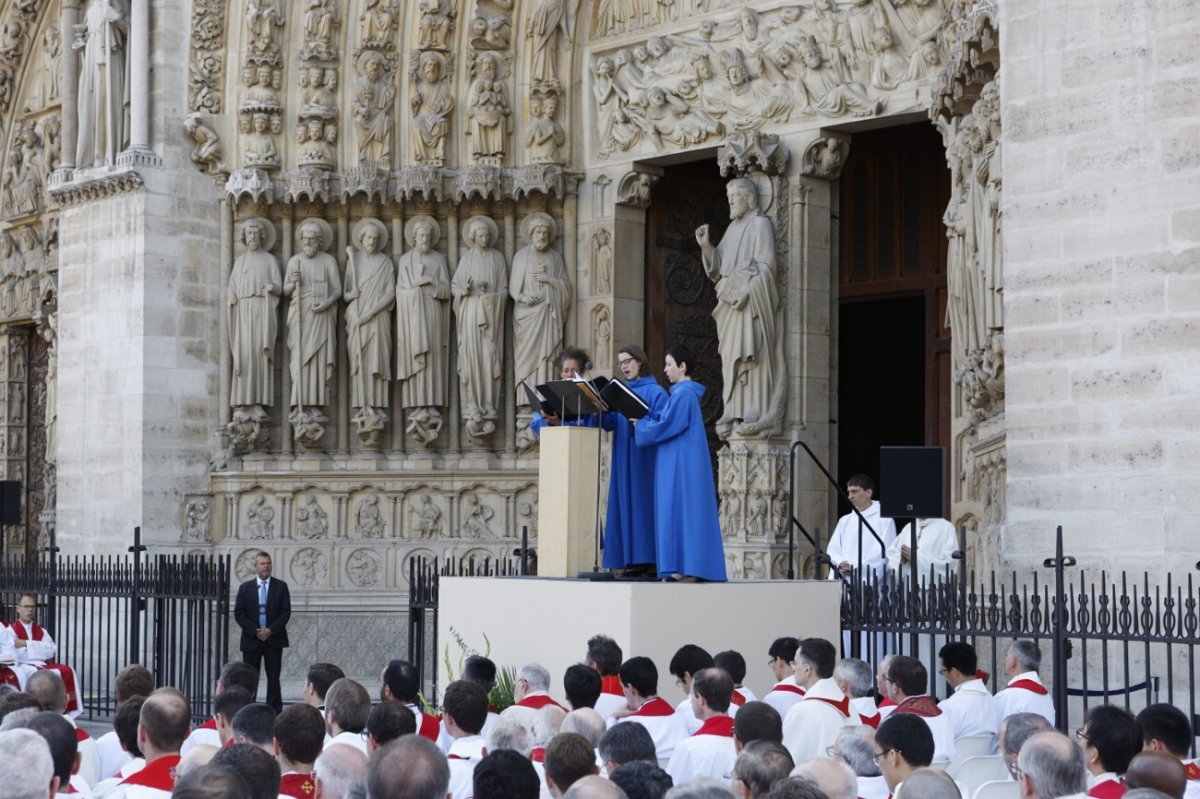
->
[872,748,894,765]
[1006,760,1022,779]
[1075,728,1089,743]
[937,667,948,676]
[826,746,845,761]
[617,358,635,366]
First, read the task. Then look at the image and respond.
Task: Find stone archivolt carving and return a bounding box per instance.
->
[396,215,451,446]
[245,0,285,55]
[524,91,564,165]
[469,7,511,51]
[284,218,342,448]
[511,212,569,447]
[345,218,396,446]
[359,0,399,49]
[227,218,281,449]
[301,0,341,62]
[417,0,456,52]
[410,51,454,166]
[452,215,507,443]
[189,0,226,112]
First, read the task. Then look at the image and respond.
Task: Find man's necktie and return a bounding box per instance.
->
[258,581,268,628]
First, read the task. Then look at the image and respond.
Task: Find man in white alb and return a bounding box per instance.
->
[666,668,737,785]
[938,642,1000,742]
[826,475,897,580]
[992,640,1055,726]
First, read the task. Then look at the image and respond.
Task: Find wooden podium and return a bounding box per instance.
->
[537,425,600,577]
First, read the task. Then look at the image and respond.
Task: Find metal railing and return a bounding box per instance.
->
[843,525,1200,743]
[1,528,230,721]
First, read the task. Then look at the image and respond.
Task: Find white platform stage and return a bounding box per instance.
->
[438,577,841,700]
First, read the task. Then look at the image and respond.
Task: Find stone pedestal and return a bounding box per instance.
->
[537,426,600,577]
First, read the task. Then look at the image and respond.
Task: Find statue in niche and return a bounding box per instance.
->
[461,494,496,539]
[185,499,211,542]
[593,305,611,363]
[296,496,329,539]
[245,64,281,110]
[184,113,227,174]
[793,36,879,117]
[302,0,339,58]
[245,495,275,539]
[355,494,385,538]
[296,119,336,170]
[466,53,510,164]
[525,94,565,164]
[511,214,570,443]
[301,68,338,117]
[245,0,285,54]
[417,0,454,51]
[526,0,570,86]
[0,232,21,317]
[284,219,342,446]
[694,178,784,438]
[412,493,442,538]
[410,52,452,166]
[591,228,612,295]
[638,85,721,149]
[74,0,129,169]
[242,112,280,170]
[747,489,767,538]
[452,216,508,442]
[41,24,62,105]
[396,216,451,446]
[344,218,396,445]
[359,0,396,48]
[353,52,395,167]
[591,57,641,159]
[227,219,281,444]
[870,26,909,90]
[15,227,41,311]
[469,11,510,50]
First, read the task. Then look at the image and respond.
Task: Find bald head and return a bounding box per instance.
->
[25,671,67,713]
[561,709,606,747]
[895,767,961,799]
[140,687,192,758]
[791,757,857,799]
[314,743,368,799]
[1125,751,1187,799]
[562,775,628,799]
[1018,732,1088,799]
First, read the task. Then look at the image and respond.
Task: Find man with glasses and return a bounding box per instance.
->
[938,641,1000,742]
[10,594,80,714]
[872,713,934,798]
[1077,705,1141,798]
[830,727,889,799]
[1001,713,1054,780]
[781,638,859,763]
[762,638,805,718]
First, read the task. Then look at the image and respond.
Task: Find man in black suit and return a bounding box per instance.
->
[234,551,291,711]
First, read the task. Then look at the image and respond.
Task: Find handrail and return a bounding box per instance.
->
[789,439,887,560]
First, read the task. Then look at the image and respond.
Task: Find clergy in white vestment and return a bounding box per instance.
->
[781,638,862,764]
[586,635,630,721]
[324,678,372,756]
[443,681,491,799]
[26,670,100,788]
[938,642,1001,742]
[105,689,191,799]
[883,655,956,765]
[762,637,807,718]
[666,668,738,786]
[833,727,892,799]
[834,657,882,729]
[887,518,959,583]
[501,663,569,733]
[992,640,1055,726]
[1136,703,1200,799]
[608,656,689,762]
[826,475,898,580]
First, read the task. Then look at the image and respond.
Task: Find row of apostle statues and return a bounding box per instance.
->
[226,212,571,451]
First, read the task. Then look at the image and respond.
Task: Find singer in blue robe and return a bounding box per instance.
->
[601,345,668,572]
[634,345,727,582]
[530,347,600,437]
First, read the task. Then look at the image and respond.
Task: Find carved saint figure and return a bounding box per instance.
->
[303,0,338,54]
[462,494,496,539]
[228,220,281,409]
[359,0,395,46]
[353,52,395,166]
[417,0,453,50]
[511,215,570,405]
[296,496,329,539]
[283,220,342,430]
[396,217,451,444]
[185,499,210,542]
[74,0,128,168]
[526,0,569,85]
[245,495,275,539]
[592,228,612,295]
[525,94,565,164]
[591,57,640,158]
[639,85,720,149]
[344,219,396,436]
[452,217,508,440]
[466,54,510,162]
[695,178,783,437]
[410,52,452,165]
[355,494,384,538]
[245,0,284,53]
[413,493,441,538]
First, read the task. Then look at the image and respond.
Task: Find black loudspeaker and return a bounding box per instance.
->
[879,447,944,518]
[0,480,20,525]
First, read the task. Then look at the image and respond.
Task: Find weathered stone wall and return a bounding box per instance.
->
[1001,0,1200,573]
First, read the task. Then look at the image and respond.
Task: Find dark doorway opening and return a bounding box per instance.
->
[837,295,926,491]
[836,121,951,509]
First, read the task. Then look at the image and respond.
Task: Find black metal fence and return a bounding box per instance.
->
[0,528,231,721]
[407,554,521,706]
[843,526,1200,741]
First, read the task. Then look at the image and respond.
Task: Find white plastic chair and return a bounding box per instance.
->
[972,779,1019,799]
[949,735,999,775]
[953,755,1009,796]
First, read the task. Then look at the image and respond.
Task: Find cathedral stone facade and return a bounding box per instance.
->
[0,0,1195,677]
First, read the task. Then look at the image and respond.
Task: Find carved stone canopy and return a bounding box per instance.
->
[717,132,789,179]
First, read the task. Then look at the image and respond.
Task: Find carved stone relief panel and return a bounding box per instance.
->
[183,497,213,543]
[189,0,227,112]
[353,491,387,538]
[291,546,330,587]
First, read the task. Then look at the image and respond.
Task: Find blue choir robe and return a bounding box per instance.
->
[530,409,599,438]
[600,375,669,569]
[634,380,727,582]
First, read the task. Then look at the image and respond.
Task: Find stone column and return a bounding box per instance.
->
[611,167,661,365]
[52,0,83,182]
[118,0,159,166]
[219,199,233,426]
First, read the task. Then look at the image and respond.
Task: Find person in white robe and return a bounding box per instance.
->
[666,668,737,786]
[887,518,959,583]
[443,681,490,799]
[826,475,898,580]
[782,639,861,764]
[938,641,1000,743]
[993,639,1055,726]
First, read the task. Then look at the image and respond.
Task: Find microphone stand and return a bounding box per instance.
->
[575,366,613,581]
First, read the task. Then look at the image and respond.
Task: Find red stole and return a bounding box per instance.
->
[121,755,181,790]
[976,669,990,685]
[1088,779,1126,798]
[771,683,806,696]
[601,675,624,696]
[693,715,735,737]
[894,696,941,717]
[730,691,747,707]
[1186,762,1200,780]
[878,697,896,708]
[279,773,316,798]
[11,621,43,642]
[417,712,441,742]
[860,711,881,729]
[75,727,91,743]
[0,668,18,687]
[1008,678,1049,695]
[516,694,568,712]
[631,697,676,717]
[805,695,852,718]
[530,747,546,762]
